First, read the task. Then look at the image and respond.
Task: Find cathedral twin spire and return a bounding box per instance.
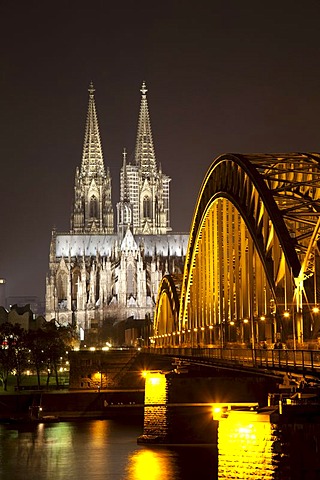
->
[71,81,171,237]
[71,82,113,234]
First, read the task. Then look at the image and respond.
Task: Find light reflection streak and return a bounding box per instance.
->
[125,448,177,480]
[88,418,109,447]
[218,412,275,479]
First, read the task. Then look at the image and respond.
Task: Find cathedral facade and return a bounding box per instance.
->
[45,82,188,339]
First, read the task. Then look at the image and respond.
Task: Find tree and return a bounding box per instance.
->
[45,322,77,387]
[0,323,28,391]
[25,329,47,388]
[26,320,75,389]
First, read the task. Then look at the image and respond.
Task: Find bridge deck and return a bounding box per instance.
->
[147,347,320,378]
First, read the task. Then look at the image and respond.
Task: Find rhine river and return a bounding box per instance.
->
[1,417,320,480]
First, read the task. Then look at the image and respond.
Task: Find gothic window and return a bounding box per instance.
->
[124,205,132,225]
[72,269,80,300]
[155,196,159,225]
[57,272,68,301]
[127,264,135,297]
[143,196,151,218]
[90,195,98,218]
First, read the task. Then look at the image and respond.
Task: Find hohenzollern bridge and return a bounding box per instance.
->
[152,153,320,353]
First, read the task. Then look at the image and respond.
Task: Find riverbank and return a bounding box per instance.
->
[0,389,145,422]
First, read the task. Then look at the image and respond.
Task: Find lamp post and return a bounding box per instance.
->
[284,310,296,350]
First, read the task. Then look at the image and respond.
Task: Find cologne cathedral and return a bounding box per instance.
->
[45,82,188,340]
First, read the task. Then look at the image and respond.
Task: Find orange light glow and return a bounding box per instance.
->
[144,371,167,405]
[150,377,160,385]
[126,449,175,480]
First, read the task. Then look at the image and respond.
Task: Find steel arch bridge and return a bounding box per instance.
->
[153,153,320,349]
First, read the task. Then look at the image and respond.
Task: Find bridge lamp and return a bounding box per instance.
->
[230,321,235,326]
[283,311,290,318]
[243,319,249,324]
[313,306,319,314]
[209,325,213,329]
[201,327,205,331]
[260,315,266,321]
[193,328,198,332]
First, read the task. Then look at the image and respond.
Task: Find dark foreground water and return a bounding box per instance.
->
[1,416,320,480]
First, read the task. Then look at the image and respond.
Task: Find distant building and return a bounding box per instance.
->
[46,82,188,342]
[0,306,7,324]
[69,349,141,389]
[0,304,45,331]
[6,296,44,316]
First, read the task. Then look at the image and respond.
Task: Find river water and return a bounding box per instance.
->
[1,417,320,480]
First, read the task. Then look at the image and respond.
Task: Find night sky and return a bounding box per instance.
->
[1,1,320,305]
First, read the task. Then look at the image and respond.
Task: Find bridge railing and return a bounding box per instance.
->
[148,347,320,374]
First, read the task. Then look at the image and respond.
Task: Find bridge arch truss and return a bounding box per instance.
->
[153,153,320,348]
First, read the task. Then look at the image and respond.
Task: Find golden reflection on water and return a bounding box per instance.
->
[218,412,275,479]
[126,448,177,480]
[88,417,110,446]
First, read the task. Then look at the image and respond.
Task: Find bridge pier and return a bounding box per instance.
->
[138,370,218,445]
[137,365,277,445]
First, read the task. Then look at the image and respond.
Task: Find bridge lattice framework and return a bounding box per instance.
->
[153,153,320,349]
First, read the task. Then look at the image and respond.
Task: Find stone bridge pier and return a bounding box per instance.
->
[138,365,279,445]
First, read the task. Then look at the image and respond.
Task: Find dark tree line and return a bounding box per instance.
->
[0,320,76,391]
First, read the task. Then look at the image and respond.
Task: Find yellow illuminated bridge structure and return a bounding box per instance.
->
[152,153,320,350]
